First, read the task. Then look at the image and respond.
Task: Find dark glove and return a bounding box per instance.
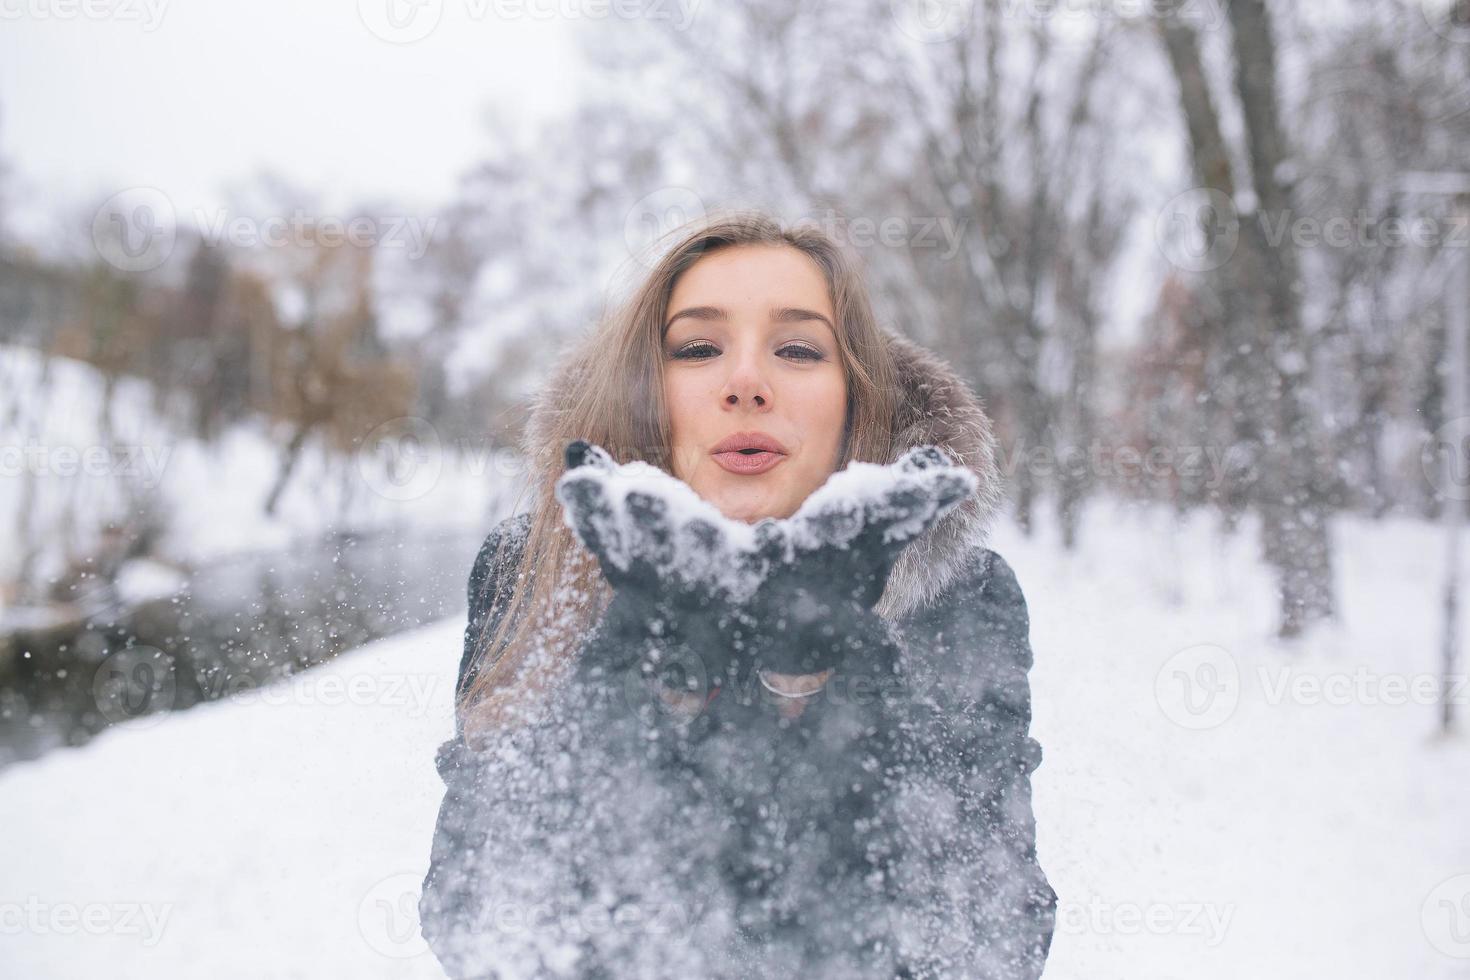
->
[553,439,977,716]
[553,440,756,720]
[729,443,977,679]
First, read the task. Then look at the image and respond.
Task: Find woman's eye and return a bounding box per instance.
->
[780,344,823,361]
[671,342,719,360]
[670,343,823,361]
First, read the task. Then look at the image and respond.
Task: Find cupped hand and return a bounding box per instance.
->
[554,440,978,721]
[729,444,979,677]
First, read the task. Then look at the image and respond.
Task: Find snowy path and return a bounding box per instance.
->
[1010,504,1470,979]
[0,620,463,979]
[2,500,1467,978]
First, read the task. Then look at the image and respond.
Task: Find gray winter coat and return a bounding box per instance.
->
[420,331,1058,978]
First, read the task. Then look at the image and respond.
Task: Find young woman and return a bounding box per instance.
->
[419,211,1058,978]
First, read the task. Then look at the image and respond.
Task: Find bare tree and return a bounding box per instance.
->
[1155,0,1337,636]
[257,223,415,516]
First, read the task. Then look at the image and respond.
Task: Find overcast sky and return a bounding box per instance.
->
[0,0,584,236]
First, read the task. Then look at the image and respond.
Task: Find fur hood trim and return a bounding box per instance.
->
[521,328,1005,619]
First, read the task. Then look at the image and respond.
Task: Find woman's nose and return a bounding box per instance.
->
[720,349,772,407]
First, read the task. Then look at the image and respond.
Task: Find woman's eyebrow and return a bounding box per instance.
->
[664,305,835,331]
[665,305,725,329]
[772,307,835,331]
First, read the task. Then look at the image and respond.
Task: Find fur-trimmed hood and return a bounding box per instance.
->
[520,327,1005,620]
[874,329,1005,618]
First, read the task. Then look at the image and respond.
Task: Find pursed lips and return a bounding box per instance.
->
[711,440,788,475]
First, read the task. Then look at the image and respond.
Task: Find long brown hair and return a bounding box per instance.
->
[459,209,902,740]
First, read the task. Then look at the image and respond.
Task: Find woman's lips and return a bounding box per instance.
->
[712,450,786,475]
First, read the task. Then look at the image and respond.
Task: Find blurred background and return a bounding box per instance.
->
[2,1,1469,977]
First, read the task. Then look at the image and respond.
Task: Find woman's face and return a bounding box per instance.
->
[662,244,848,523]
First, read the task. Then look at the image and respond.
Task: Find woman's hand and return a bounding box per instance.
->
[725,444,978,680]
[553,440,755,713]
[554,440,977,720]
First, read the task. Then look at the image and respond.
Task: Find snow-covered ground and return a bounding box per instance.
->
[1016,502,1470,979]
[1,496,1467,979]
